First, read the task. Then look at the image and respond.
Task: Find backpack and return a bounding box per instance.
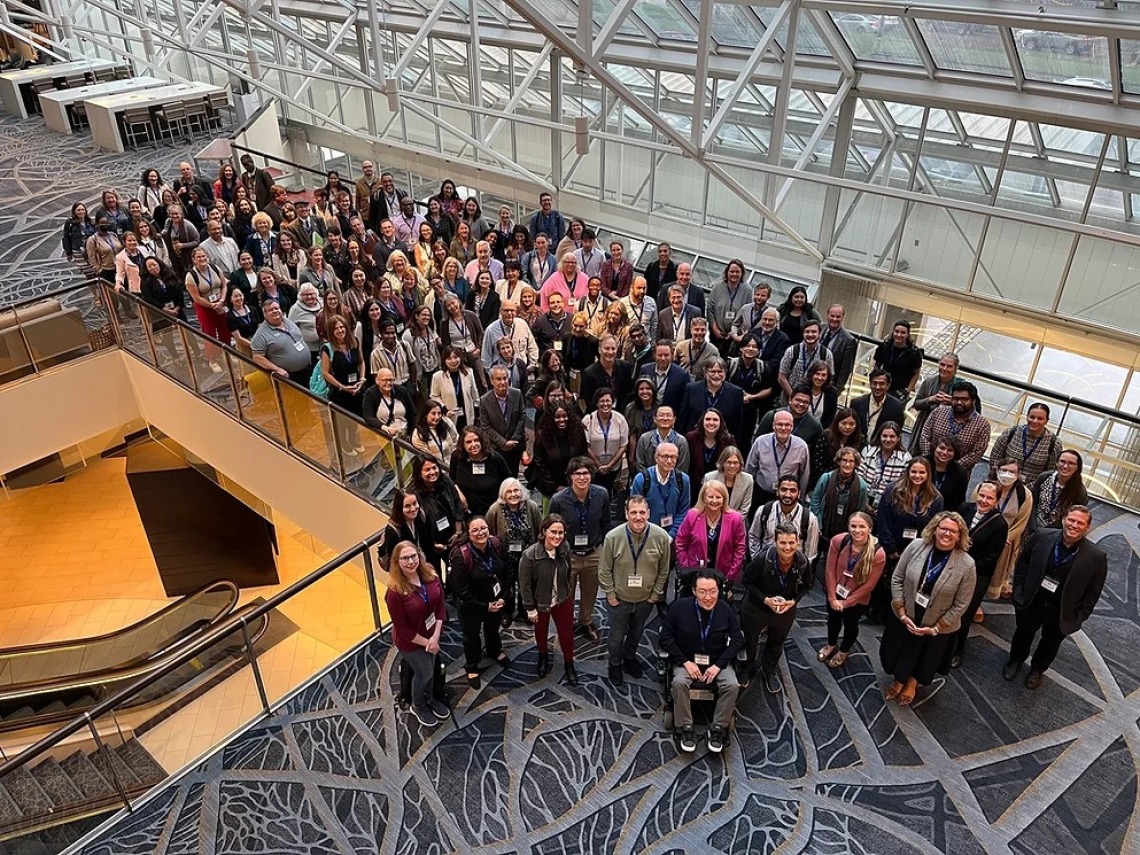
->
[309,343,332,398]
[758,500,811,545]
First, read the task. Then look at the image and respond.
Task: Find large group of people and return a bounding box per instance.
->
[65,161,1109,751]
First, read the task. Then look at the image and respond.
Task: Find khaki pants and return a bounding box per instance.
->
[570,550,600,628]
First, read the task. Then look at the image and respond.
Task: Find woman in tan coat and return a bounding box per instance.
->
[986,458,1034,599]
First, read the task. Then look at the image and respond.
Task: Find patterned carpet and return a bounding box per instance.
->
[2,114,1138,854]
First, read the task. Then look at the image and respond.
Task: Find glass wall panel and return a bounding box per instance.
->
[832,15,922,65]
[830,191,905,269]
[899,203,986,290]
[1058,235,1140,333]
[652,153,705,223]
[1014,30,1111,87]
[634,0,695,40]
[916,20,1011,76]
[973,220,1070,310]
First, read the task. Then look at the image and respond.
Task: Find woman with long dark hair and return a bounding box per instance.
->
[729,333,773,443]
[872,319,924,402]
[685,408,736,503]
[1029,449,1088,532]
[435,178,464,219]
[411,456,467,562]
[354,299,384,382]
[61,202,96,261]
[857,421,911,513]
[378,489,438,569]
[532,403,589,504]
[451,427,512,516]
[449,515,512,687]
[824,407,863,473]
[924,436,970,511]
[431,345,479,431]
[411,400,459,467]
[811,446,869,553]
[806,360,839,429]
[624,378,658,451]
[775,285,820,346]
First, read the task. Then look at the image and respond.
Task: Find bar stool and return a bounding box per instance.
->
[63,74,87,89]
[155,100,188,144]
[184,97,210,135]
[122,107,155,149]
[70,102,89,130]
[205,92,229,131]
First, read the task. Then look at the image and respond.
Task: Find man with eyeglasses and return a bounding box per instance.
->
[630,442,690,539]
[659,569,744,754]
[745,410,811,507]
[549,457,612,644]
[638,341,688,413]
[633,406,690,479]
[599,495,671,685]
[918,381,991,470]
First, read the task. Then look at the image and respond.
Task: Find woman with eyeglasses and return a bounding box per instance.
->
[702,446,754,516]
[880,512,976,706]
[450,515,512,688]
[518,514,578,684]
[385,541,449,728]
[1029,449,1087,533]
[487,477,543,625]
[951,481,1008,667]
[986,458,1034,601]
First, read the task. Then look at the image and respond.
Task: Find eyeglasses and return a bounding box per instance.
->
[398,554,420,563]
[935,526,960,535]
[694,588,718,598]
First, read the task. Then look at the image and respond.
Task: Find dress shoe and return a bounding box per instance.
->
[495,653,511,669]
[467,673,481,689]
[608,664,624,685]
[950,654,962,670]
[1002,661,1022,681]
[1025,670,1044,690]
[537,652,551,677]
[763,669,782,695]
[581,624,600,643]
[564,662,580,686]
[623,658,644,679]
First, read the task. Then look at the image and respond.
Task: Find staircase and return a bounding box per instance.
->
[0,695,97,731]
[0,738,166,848]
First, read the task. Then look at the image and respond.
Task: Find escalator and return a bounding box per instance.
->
[0,581,241,731]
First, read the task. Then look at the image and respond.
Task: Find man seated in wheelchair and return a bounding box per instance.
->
[658,569,745,754]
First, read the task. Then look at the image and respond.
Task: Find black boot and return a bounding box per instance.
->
[564,662,579,687]
[537,652,551,678]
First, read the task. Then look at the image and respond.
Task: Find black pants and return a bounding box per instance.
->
[826,602,867,652]
[457,602,503,671]
[1009,594,1066,673]
[742,604,796,674]
[865,555,898,623]
[954,573,992,656]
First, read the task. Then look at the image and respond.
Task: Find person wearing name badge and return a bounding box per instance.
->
[563,312,598,398]
[450,516,513,689]
[703,447,755,517]
[952,481,1008,667]
[856,421,911,513]
[487,478,543,625]
[989,402,1063,485]
[740,523,814,694]
[1028,450,1088,533]
[1004,505,1107,690]
[532,404,590,506]
[599,495,671,685]
[657,284,700,346]
[629,442,690,540]
[583,388,630,498]
[707,258,750,356]
[411,456,467,565]
[818,512,885,669]
[881,512,976,706]
[744,411,810,507]
[986,458,1035,600]
[684,408,737,504]
[748,475,821,563]
[450,427,512,517]
[477,365,527,477]
[633,406,691,479]
[549,457,611,644]
[519,514,578,684]
[385,541,450,728]
[659,569,745,754]
[377,489,438,572]
[675,480,748,598]
[639,339,689,413]
[674,317,720,382]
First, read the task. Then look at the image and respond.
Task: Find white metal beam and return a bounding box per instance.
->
[388,0,453,80]
[774,76,854,211]
[690,0,712,149]
[592,0,637,60]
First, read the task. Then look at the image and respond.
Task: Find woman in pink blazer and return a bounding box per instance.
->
[675,479,747,584]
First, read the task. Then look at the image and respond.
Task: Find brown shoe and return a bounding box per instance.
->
[581,624,600,644]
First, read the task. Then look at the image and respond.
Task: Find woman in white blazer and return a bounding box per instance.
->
[431,345,480,432]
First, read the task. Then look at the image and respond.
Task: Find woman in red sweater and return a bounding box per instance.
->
[818,512,886,668]
[385,541,449,728]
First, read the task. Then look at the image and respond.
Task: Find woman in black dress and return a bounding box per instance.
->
[411,456,467,567]
[951,481,1008,668]
[320,315,366,458]
[450,427,512,516]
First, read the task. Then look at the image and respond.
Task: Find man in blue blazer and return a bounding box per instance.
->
[676,263,706,315]
[678,358,746,443]
[639,341,689,412]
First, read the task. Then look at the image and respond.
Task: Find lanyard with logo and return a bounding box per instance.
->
[694,598,712,648]
[920,551,950,595]
[1021,426,1044,461]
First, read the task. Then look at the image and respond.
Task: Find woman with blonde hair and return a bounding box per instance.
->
[818,511,885,668]
[703,446,754,516]
[675,479,748,586]
[384,541,449,727]
[880,511,976,705]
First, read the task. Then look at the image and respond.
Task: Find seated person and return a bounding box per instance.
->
[658,570,745,755]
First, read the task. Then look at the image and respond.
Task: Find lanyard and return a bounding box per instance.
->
[948,415,969,437]
[810,393,824,416]
[1021,426,1044,462]
[651,469,674,504]
[380,394,395,423]
[771,437,790,471]
[921,551,949,593]
[535,253,550,280]
[417,582,429,605]
[693,599,712,647]
[801,345,814,373]
[706,387,722,410]
[595,414,612,454]
[382,347,401,372]
[844,550,861,577]
[572,495,590,533]
[999,489,1015,514]
[471,544,495,575]
[689,342,706,367]
[672,314,685,339]
[934,470,947,491]
[625,527,647,571]
[726,284,745,310]
[1052,539,1079,569]
[585,298,603,321]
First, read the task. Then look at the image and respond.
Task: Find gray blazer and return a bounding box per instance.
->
[891,540,976,633]
[477,387,526,447]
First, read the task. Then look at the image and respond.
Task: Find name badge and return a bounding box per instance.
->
[508,540,523,553]
[570,368,581,380]
[554,340,563,351]
[436,517,449,531]
[628,575,643,588]
[660,515,673,528]
[472,462,486,475]
[293,340,306,352]
[915,592,930,608]
[424,613,437,630]
[574,534,588,548]
[835,584,850,600]
[492,582,501,597]
[903,527,918,540]
[347,372,358,383]
[724,310,736,321]
[694,654,710,667]
[835,502,846,516]
[1041,576,1059,594]
[396,323,405,335]
[599,453,613,463]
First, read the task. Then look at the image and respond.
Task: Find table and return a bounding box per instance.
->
[85,82,227,153]
[0,59,119,118]
[39,76,166,134]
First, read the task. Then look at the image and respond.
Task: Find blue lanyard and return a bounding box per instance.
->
[921,552,949,593]
[1021,426,1044,462]
[693,598,712,647]
[1048,475,1061,516]
[933,470,946,491]
[999,489,1015,514]
[471,544,495,576]
[597,415,612,454]
[706,388,722,410]
[771,436,790,471]
[651,470,674,505]
[801,345,814,372]
[417,582,429,605]
[1052,539,1079,569]
[625,527,647,571]
[947,415,968,437]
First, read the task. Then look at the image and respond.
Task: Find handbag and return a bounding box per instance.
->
[309,343,332,398]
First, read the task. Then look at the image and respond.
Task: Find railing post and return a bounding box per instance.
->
[241,618,273,715]
[100,281,124,351]
[328,403,346,480]
[86,716,132,812]
[273,377,293,448]
[177,326,199,391]
[361,545,383,631]
[138,302,159,366]
[1058,396,1072,433]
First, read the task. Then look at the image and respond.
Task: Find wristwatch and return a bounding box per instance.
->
[930,626,939,636]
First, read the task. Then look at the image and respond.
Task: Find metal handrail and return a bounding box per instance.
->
[228,141,328,180]
[0,533,384,779]
[0,279,96,313]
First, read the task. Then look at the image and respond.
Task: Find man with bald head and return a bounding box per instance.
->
[465,239,504,284]
[481,299,538,369]
[620,275,658,341]
[744,409,810,506]
[675,262,706,315]
[631,441,691,539]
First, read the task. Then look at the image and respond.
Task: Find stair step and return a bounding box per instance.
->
[115,740,166,787]
[37,701,67,715]
[3,708,35,723]
[29,758,83,808]
[88,745,142,791]
[0,768,54,821]
[0,785,22,826]
[58,753,114,801]
[66,694,97,710]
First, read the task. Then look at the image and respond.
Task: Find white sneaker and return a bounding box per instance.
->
[343,447,359,457]
[208,361,223,374]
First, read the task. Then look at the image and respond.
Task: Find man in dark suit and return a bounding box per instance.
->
[639,341,689,412]
[581,335,635,413]
[755,307,791,379]
[285,199,326,250]
[657,285,701,344]
[1004,506,1107,690]
[675,262,706,315]
[820,303,858,394]
[477,364,527,476]
[850,368,905,442]
[678,358,745,442]
[366,171,408,234]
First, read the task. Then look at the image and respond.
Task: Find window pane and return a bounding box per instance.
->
[1014,30,1111,88]
[916,19,1011,76]
[1058,235,1140,334]
[974,220,1069,311]
[831,14,923,66]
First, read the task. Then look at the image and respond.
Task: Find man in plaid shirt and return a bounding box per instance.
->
[918,382,991,469]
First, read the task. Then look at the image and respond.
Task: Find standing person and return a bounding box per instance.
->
[638,340,689,414]
[729,334,775,445]
[744,411,810,506]
[674,318,719,381]
[989,403,1063,485]
[1029,450,1088,533]
[657,285,701,345]
[777,320,834,401]
[185,247,230,369]
[629,442,690,540]
[880,513,976,706]
[62,202,96,262]
[811,447,869,563]
[531,404,590,505]
[748,475,821,563]
[362,368,415,437]
[740,523,814,693]
[873,320,924,403]
[678,358,745,443]
[376,489,438,571]
[487,478,543,624]
[909,353,963,453]
[756,388,827,488]
[431,346,479,432]
[850,368,905,442]
[582,389,629,497]
[599,495,671,684]
[549,458,612,644]
[987,459,1035,599]
[450,427,512,516]
[239,154,275,210]
[707,258,750,355]
[519,514,578,683]
[477,365,527,476]
[856,421,911,512]
[450,517,512,688]
[817,512,885,668]
[775,285,820,346]
[728,283,772,350]
[952,482,1008,667]
[385,542,449,727]
[685,409,736,503]
[703,447,754,516]
[804,362,839,429]
[528,192,567,247]
[675,480,748,591]
[642,242,677,302]
[411,456,467,567]
[163,204,201,279]
[250,300,312,385]
[581,335,635,412]
[86,215,122,284]
[660,570,745,754]
[819,304,858,395]
[320,316,366,456]
[918,382,991,470]
[1005,506,1107,690]
[923,437,970,512]
[822,407,864,473]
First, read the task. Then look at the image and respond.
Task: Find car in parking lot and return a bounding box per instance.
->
[1015,29,1096,55]
[833,13,898,35]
